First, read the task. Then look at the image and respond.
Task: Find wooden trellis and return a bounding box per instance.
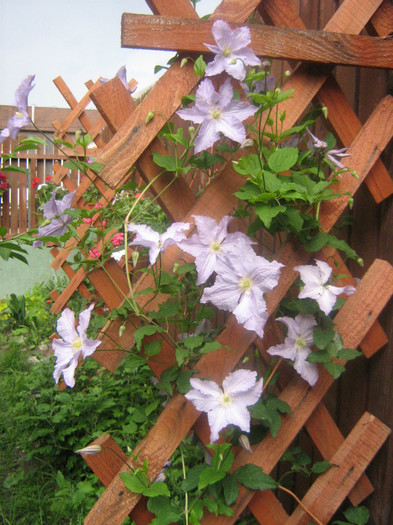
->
[43,0,393,523]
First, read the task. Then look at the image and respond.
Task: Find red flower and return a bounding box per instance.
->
[0,172,7,182]
[46,175,52,182]
[32,176,41,188]
[0,182,9,190]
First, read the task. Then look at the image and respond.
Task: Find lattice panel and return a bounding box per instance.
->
[42,0,393,523]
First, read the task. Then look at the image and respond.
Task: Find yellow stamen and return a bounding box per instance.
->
[239,276,253,291]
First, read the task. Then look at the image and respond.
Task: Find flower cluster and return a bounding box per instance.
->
[0,172,9,191]
[33,190,76,248]
[0,75,35,144]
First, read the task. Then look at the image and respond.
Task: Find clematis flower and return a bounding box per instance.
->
[128,222,190,265]
[307,129,351,171]
[100,65,136,93]
[177,78,257,153]
[185,369,263,443]
[33,190,77,247]
[204,20,261,81]
[178,215,255,285]
[268,314,319,386]
[201,246,283,338]
[0,75,35,144]
[52,304,101,388]
[295,259,356,316]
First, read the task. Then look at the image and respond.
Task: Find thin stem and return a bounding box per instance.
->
[180,444,189,525]
[262,358,282,393]
[278,484,324,525]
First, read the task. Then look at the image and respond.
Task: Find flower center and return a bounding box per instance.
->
[211,109,222,120]
[210,240,221,252]
[223,47,232,58]
[72,338,82,352]
[15,111,23,118]
[295,337,306,348]
[222,392,232,405]
[239,276,253,291]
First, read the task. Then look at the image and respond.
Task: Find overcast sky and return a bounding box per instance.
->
[0,0,220,108]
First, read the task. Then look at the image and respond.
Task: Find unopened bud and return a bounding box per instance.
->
[145,112,154,124]
[321,105,328,119]
[284,70,291,77]
[75,444,102,455]
[240,138,254,149]
[180,58,188,68]
[119,323,126,338]
[348,197,354,210]
[132,250,139,267]
[188,126,195,137]
[239,434,252,453]
[75,130,82,142]
[173,262,180,273]
[357,257,364,267]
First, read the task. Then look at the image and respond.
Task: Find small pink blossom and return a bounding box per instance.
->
[83,218,92,225]
[89,248,101,259]
[135,192,145,200]
[94,202,103,209]
[112,232,124,247]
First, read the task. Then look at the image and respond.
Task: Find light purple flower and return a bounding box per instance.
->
[268,314,319,386]
[100,65,135,94]
[53,304,101,388]
[307,129,351,171]
[295,259,356,315]
[178,215,255,285]
[201,246,283,338]
[128,222,190,265]
[204,20,261,81]
[33,190,76,247]
[185,369,263,443]
[177,78,257,153]
[0,75,35,144]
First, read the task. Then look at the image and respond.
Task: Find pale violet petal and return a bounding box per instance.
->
[268,342,297,361]
[56,308,78,343]
[82,339,101,358]
[216,115,246,144]
[62,360,78,388]
[222,369,257,396]
[194,119,220,153]
[77,304,94,338]
[189,377,222,398]
[293,347,319,386]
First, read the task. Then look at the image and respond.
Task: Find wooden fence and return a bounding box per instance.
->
[22,0,393,523]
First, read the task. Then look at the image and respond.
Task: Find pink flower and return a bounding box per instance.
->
[89,248,101,259]
[46,175,52,182]
[83,218,92,225]
[112,232,124,247]
[94,202,103,209]
[135,192,145,200]
[102,220,106,227]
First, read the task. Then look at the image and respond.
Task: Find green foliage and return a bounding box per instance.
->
[333,506,369,525]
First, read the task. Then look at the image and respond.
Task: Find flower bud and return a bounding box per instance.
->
[240,138,254,149]
[284,70,291,77]
[145,112,154,124]
[188,126,195,137]
[173,262,180,273]
[321,105,328,119]
[348,197,354,210]
[119,324,126,338]
[75,444,102,455]
[239,434,252,453]
[180,58,188,68]
[132,250,139,267]
[357,257,364,267]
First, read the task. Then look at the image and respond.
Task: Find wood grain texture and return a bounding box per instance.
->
[121,14,393,69]
[285,413,390,525]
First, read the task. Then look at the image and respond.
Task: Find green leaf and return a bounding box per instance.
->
[152,152,179,172]
[148,300,179,320]
[313,327,336,349]
[343,506,369,525]
[147,496,181,524]
[311,460,331,474]
[191,151,225,170]
[267,147,298,172]
[133,325,163,351]
[200,341,222,354]
[2,165,29,174]
[255,204,286,229]
[176,369,194,393]
[144,340,162,357]
[193,55,206,76]
[119,472,148,494]
[143,481,170,498]
[198,466,227,490]
[324,361,346,379]
[222,474,239,506]
[307,350,331,364]
[181,464,208,491]
[232,154,262,177]
[175,346,189,367]
[234,464,278,491]
[337,348,362,361]
[304,232,330,253]
[183,335,204,350]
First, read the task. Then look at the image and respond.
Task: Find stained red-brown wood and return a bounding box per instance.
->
[121,14,393,69]
[285,413,390,525]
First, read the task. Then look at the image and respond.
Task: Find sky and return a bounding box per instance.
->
[0,0,220,108]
